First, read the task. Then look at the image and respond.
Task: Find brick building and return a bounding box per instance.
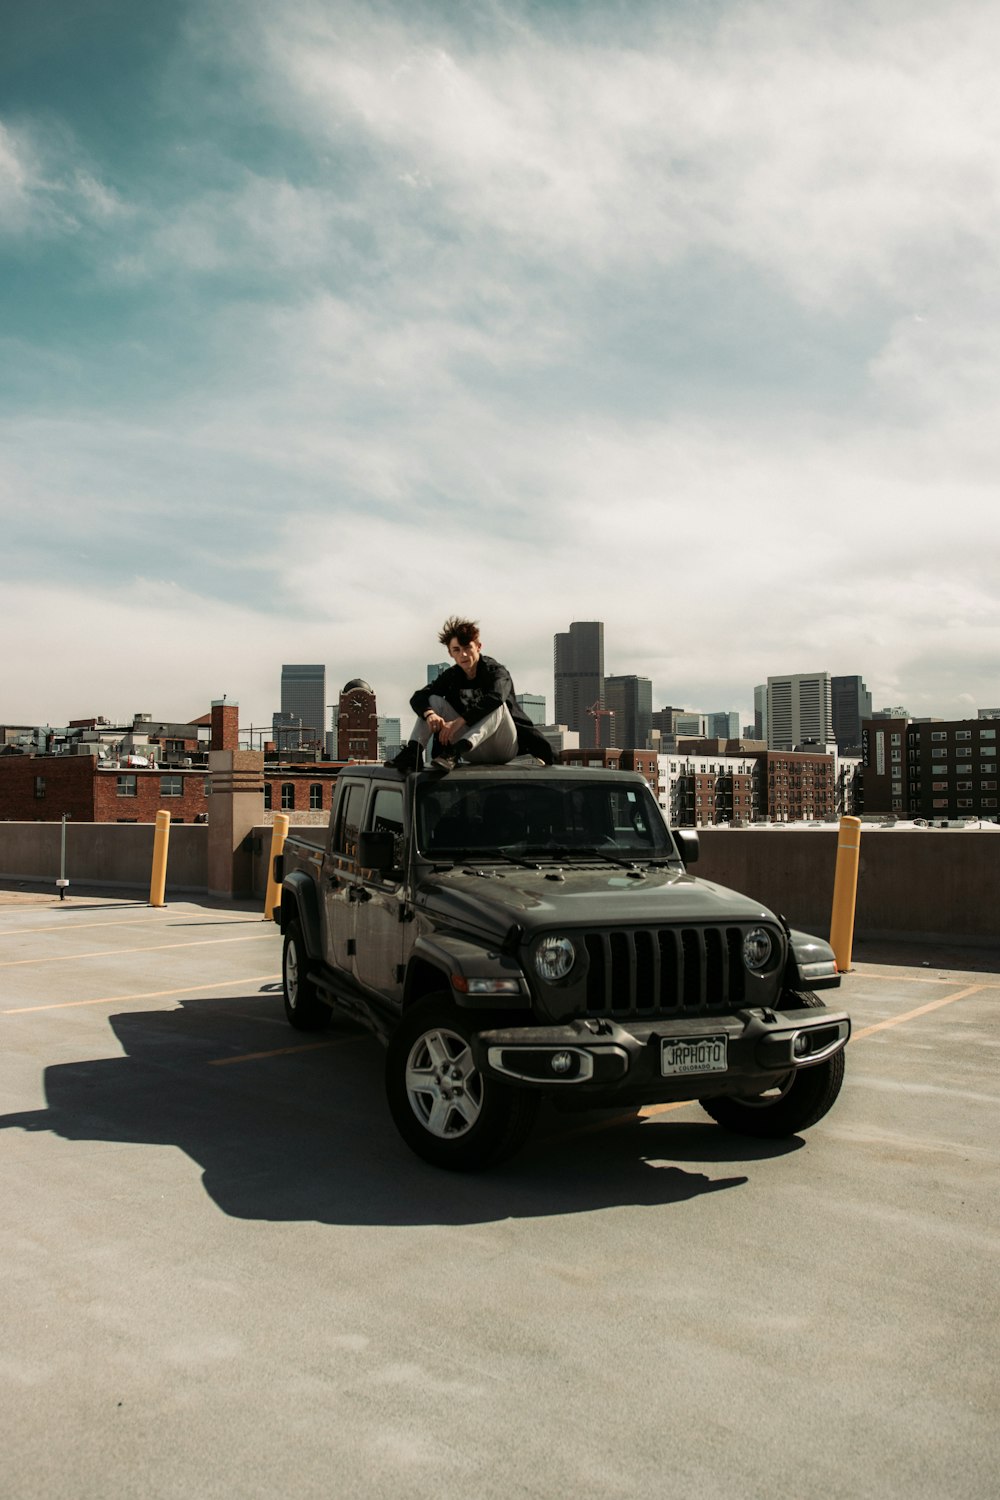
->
[862,717,999,820]
[760,750,836,822]
[337,679,378,761]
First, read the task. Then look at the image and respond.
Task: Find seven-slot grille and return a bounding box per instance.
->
[583,926,756,1017]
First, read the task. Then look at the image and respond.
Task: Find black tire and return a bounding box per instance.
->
[699,1051,845,1139]
[282,921,331,1032]
[781,988,826,1009]
[385,995,538,1171]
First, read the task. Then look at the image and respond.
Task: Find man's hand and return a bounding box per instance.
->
[436,716,467,746]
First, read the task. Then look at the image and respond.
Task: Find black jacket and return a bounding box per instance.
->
[410,655,554,763]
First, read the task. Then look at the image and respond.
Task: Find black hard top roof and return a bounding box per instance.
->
[361,762,649,785]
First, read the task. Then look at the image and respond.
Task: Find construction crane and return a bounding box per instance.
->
[586,700,614,748]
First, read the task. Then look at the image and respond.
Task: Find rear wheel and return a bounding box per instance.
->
[386,995,538,1170]
[699,1051,845,1138]
[282,922,331,1032]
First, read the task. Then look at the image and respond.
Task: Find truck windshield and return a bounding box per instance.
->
[415,778,676,862]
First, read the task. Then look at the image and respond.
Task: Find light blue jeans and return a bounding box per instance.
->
[410,697,519,763]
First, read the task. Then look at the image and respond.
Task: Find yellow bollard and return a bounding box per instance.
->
[264,814,290,921]
[829,815,862,972]
[149,809,171,908]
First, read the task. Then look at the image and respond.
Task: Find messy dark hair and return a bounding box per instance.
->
[438,616,480,647]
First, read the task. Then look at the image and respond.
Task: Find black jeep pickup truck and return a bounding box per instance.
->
[273,762,850,1170]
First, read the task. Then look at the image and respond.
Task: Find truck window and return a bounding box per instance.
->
[334,782,366,859]
[369,787,405,866]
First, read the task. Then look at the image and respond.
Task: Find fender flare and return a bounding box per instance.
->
[279,871,322,960]
[405,932,529,1008]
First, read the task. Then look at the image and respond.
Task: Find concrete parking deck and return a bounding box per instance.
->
[2,893,998,1500]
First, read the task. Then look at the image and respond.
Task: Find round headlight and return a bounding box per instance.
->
[534,936,576,982]
[743,927,773,971]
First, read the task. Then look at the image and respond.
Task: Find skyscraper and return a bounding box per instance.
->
[515,693,546,726]
[278,664,326,752]
[553,621,604,737]
[706,710,740,741]
[604,675,653,749]
[831,675,872,754]
[753,685,767,742]
[767,673,834,750]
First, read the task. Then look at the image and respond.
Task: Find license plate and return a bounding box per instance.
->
[661,1034,728,1077]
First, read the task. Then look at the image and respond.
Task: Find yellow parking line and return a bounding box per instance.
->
[852,983,984,1038]
[2,974,280,1014]
[0,914,261,939]
[0,932,277,969]
[209,1037,361,1066]
[640,1100,698,1118]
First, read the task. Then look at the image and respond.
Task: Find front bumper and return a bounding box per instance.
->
[473,1007,851,1103]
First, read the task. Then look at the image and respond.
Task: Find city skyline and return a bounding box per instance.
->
[3,2,998,731]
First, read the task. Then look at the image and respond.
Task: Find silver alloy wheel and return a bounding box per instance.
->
[405,1026,484,1139]
[284,936,300,1007]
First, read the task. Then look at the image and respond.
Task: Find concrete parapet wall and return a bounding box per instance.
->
[695,829,999,944]
[0,822,208,893]
[0,822,995,944]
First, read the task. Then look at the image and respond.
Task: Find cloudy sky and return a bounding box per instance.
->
[3,0,998,737]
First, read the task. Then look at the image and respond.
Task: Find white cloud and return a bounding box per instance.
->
[0,120,128,238]
[247,1,1000,306]
[6,1,1000,735]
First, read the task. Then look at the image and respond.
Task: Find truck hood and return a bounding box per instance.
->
[416,863,777,938]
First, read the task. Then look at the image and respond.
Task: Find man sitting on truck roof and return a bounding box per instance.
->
[387,616,554,776]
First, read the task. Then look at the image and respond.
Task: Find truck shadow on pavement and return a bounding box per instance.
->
[2,992,805,1227]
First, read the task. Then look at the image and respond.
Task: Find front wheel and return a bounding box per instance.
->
[699,1052,845,1139]
[385,995,538,1171]
[282,921,331,1032]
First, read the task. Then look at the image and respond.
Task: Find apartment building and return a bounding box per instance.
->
[863,717,999,819]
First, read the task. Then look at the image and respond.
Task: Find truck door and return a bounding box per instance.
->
[321,778,366,976]
[353,785,411,1008]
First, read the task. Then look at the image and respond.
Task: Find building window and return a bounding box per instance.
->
[983,798,997,808]
[309,783,323,810]
[891,749,901,761]
[932,799,948,808]
[981,763,997,774]
[34,776,46,798]
[956,747,972,758]
[956,730,971,740]
[957,782,973,791]
[204,778,212,796]
[931,765,947,777]
[981,729,996,740]
[931,731,947,741]
[981,781,996,790]
[957,799,973,808]
[281,783,295,810]
[117,775,137,797]
[264,783,272,810]
[160,776,183,796]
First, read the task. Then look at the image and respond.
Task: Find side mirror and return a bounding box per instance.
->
[674,829,699,865]
[358,829,397,873]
